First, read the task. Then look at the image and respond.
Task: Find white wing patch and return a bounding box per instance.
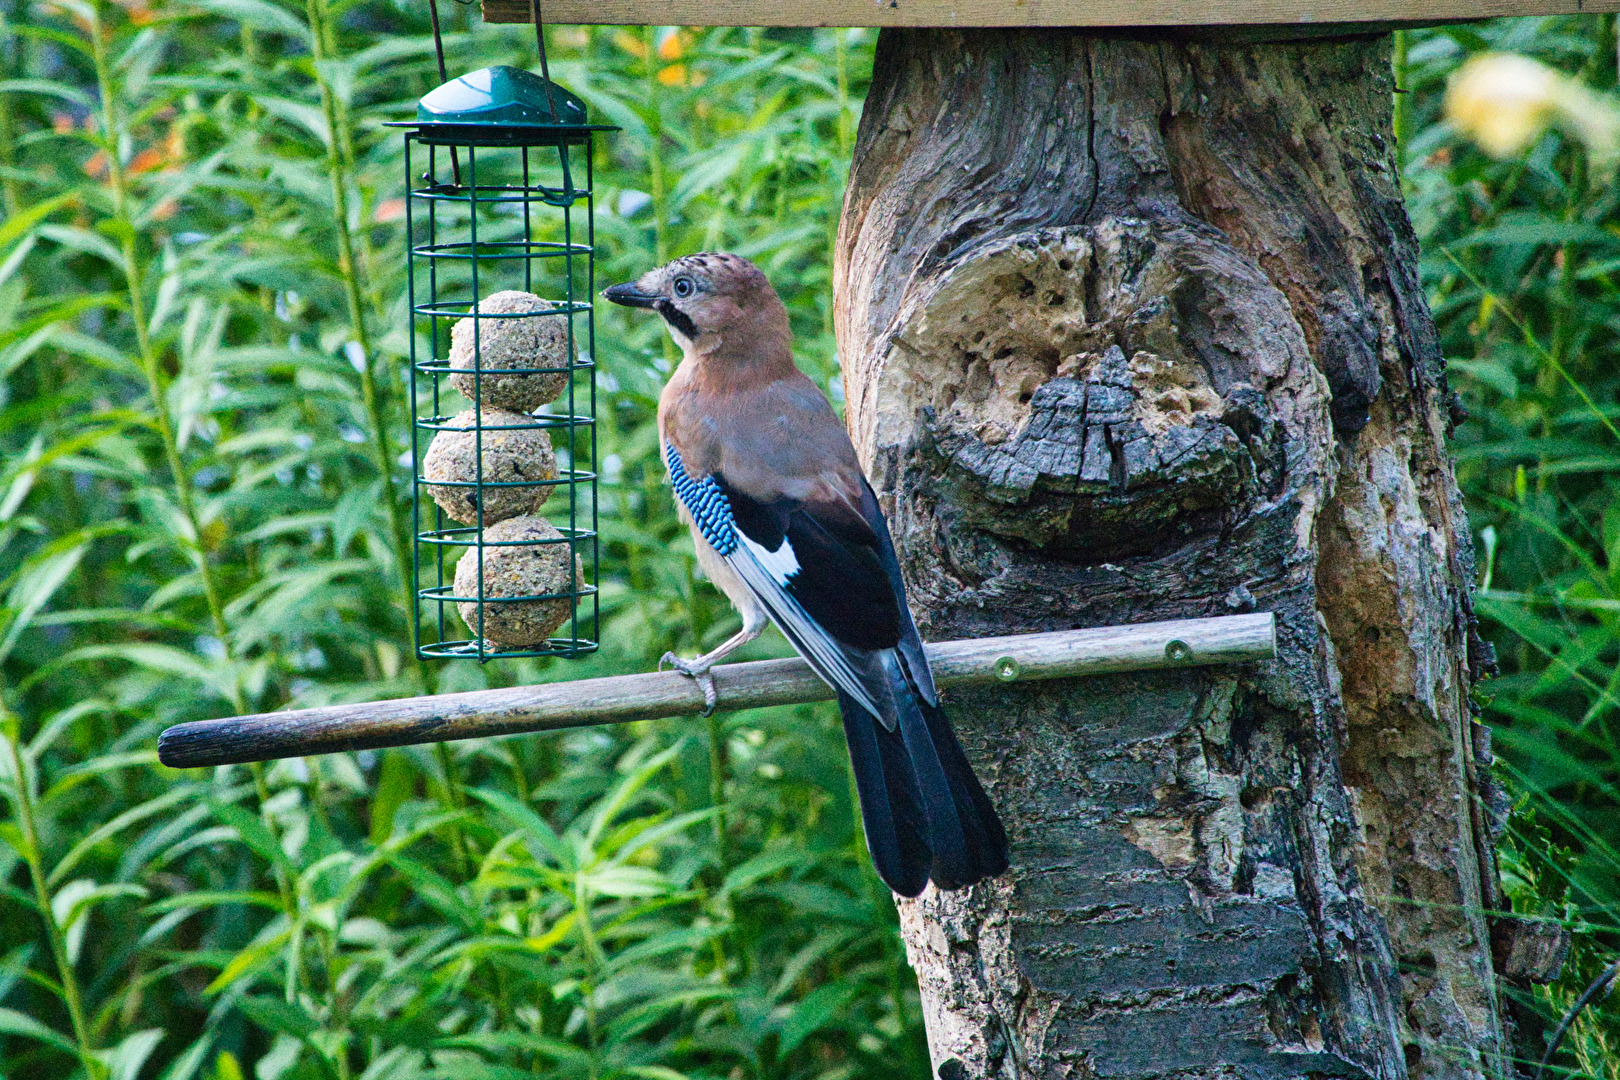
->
[727,542,887,725]
[739,533,800,585]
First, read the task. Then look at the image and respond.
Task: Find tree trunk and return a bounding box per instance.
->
[834,29,1505,1080]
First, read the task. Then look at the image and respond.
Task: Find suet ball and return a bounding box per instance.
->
[422,408,557,525]
[453,516,581,647]
[448,290,572,411]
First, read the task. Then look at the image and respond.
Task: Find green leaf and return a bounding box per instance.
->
[604,807,714,864]
[38,223,125,266]
[47,782,193,885]
[104,1028,166,1080]
[467,787,574,870]
[576,864,667,899]
[254,96,331,147]
[203,925,293,995]
[0,1005,79,1053]
[0,943,37,1004]
[143,890,285,914]
[44,643,237,702]
[719,844,804,897]
[186,0,307,37]
[236,996,320,1040]
[423,1065,534,1080]
[583,742,683,848]
[367,749,415,846]
[0,538,87,665]
[0,193,76,254]
[153,1032,216,1080]
[1456,219,1620,249]
[380,852,481,931]
[207,800,297,879]
[331,481,378,557]
[777,980,862,1059]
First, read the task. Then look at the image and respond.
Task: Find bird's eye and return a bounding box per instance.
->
[673,276,695,299]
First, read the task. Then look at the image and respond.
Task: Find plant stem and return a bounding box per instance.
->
[248,761,304,998]
[301,0,475,878]
[434,741,471,876]
[643,27,670,270]
[88,7,309,977]
[703,710,736,983]
[706,712,728,860]
[574,876,603,1058]
[640,27,684,368]
[302,0,419,669]
[0,14,22,218]
[2,709,102,1079]
[315,932,354,1080]
[0,92,20,219]
[88,0,244,711]
[833,29,852,156]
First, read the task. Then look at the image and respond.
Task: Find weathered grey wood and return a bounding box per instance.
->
[481,0,1619,27]
[157,614,1274,769]
[837,27,1503,1080]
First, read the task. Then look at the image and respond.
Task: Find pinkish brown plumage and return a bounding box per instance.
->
[605,252,1008,897]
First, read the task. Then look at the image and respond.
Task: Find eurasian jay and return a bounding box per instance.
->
[604,252,1009,897]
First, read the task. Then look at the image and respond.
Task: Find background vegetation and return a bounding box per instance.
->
[0,3,1611,1076]
[1402,17,1620,1076]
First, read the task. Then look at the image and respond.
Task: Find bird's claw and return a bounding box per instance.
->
[660,651,719,717]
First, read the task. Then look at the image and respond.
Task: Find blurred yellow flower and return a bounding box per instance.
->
[657,30,685,60]
[1445,53,1620,175]
[612,30,648,59]
[1445,54,1559,158]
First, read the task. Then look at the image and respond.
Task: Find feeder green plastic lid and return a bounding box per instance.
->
[417,65,587,127]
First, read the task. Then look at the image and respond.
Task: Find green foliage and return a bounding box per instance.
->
[2,0,1619,1076]
[0,3,921,1076]
[1403,14,1620,1075]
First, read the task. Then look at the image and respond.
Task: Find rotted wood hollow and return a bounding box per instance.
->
[156,614,1274,769]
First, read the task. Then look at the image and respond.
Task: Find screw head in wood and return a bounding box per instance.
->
[994,655,1021,681]
[1165,639,1193,663]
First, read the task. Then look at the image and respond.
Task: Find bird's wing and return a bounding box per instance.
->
[664,424,1006,896]
[664,440,897,724]
[853,479,938,708]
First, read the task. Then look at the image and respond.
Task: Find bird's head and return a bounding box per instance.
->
[604,252,789,362]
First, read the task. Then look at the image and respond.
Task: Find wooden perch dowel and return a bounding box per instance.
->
[157,613,1275,769]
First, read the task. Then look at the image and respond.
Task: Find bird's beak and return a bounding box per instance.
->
[603,281,660,309]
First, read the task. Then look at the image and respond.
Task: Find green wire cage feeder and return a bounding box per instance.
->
[394,53,615,662]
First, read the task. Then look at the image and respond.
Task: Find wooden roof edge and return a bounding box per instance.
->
[483,0,1619,29]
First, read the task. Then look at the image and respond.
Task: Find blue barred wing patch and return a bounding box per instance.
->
[665,443,737,556]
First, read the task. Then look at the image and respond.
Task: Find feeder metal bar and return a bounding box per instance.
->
[158,613,1275,769]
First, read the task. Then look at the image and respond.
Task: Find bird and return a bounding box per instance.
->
[603,252,1009,897]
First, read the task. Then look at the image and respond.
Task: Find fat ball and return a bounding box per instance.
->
[453,515,582,648]
[422,408,557,525]
[448,290,572,411]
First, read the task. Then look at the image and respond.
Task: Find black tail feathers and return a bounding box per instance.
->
[839,695,933,897]
[837,667,1009,897]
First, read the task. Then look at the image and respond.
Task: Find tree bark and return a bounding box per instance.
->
[834,29,1504,1080]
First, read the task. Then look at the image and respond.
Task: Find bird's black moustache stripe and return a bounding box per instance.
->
[655,300,699,342]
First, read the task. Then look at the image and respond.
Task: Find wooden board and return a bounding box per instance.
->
[485,0,1618,27]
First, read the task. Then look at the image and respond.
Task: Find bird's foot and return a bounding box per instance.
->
[660,651,719,716]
